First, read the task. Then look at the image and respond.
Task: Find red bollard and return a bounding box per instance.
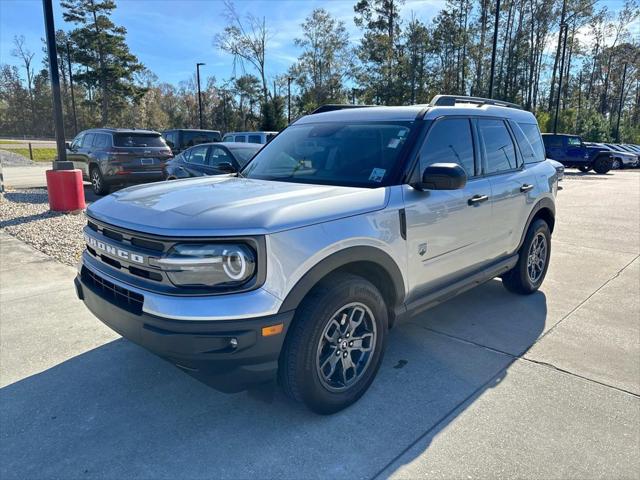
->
[46,169,86,212]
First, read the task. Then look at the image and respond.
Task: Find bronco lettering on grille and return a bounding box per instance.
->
[84,233,145,264]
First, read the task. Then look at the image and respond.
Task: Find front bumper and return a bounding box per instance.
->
[75,268,294,392]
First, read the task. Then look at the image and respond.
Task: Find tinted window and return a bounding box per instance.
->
[209,147,233,167]
[70,133,84,150]
[183,131,220,147]
[243,122,412,187]
[248,135,262,144]
[113,133,166,148]
[266,133,277,142]
[567,136,581,147]
[164,131,176,148]
[92,133,110,148]
[419,118,475,176]
[543,135,563,148]
[478,119,517,174]
[83,133,95,147]
[185,145,209,165]
[235,135,247,143]
[222,135,233,142]
[517,123,545,163]
[230,147,259,167]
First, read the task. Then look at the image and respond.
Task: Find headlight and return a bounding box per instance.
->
[150,243,256,288]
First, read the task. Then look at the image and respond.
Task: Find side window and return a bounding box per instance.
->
[92,133,109,149]
[517,122,546,162]
[222,135,233,142]
[235,135,247,143]
[164,132,176,148]
[209,148,233,167]
[248,135,262,144]
[70,133,84,150]
[543,136,563,148]
[418,118,475,177]
[478,119,518,174]
[185,145,209,165]
[567,136,582,147]
[83,133,96,148]
[508,121,535,165]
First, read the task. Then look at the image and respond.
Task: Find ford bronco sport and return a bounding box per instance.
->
[75,95,559,414]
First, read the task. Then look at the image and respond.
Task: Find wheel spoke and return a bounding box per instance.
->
[350,333,374,352]
[320,348,341,379]
[324,319,341,343]
[340,354,357,386]
[348,307,365,332]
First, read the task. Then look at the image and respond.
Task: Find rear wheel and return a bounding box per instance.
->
[279,274,388,414]
[577,165,591,173]
[502,219,551,295]
[90,166,109,195]
[593,155,612,174]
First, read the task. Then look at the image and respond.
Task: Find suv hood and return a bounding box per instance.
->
[87,176,389,236]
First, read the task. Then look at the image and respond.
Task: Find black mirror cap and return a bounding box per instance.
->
[65,141,71,150]
[414,163,467,191]
[217,162,236,173]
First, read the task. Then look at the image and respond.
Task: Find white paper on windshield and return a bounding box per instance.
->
[388,138,401,148]
[369,168,386,182]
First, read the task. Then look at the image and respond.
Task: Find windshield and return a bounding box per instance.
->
[242,122,413,187]
[114,133,167,148]
[231,147,260,166]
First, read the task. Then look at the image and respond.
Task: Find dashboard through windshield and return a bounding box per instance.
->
[241,121,414,187]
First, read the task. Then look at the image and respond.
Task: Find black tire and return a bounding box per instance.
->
[593,155,612,174]
[577,165,591,173]
[90,165,109,195]
[502,219,551,295]
[278,273,388,414]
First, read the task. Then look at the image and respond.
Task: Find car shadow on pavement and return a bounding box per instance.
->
[0,280,546,480]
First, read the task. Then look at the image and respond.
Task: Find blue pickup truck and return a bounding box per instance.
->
[542,133,613,174]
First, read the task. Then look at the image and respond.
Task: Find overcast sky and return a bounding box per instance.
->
[0,0,635,88]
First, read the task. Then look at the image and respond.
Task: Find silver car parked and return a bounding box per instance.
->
[75,95,559,414]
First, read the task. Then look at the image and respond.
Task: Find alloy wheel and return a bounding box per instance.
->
[527,232,547,283]
[91,170,101,193]
[315,302,377,392]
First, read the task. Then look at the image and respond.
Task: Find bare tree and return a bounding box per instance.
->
[11,35,35,131]
[214,0,271,102]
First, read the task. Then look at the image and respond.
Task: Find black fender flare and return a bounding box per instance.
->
[516,197,556,252]
[277,246,406,314]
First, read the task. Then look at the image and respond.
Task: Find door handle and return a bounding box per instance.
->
[468,194,489,205]
[520,183,534,193]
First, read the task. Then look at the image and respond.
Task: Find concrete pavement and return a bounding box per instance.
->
[0,171,638,479]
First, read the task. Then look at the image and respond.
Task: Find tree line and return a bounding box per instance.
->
[1,0,638,142]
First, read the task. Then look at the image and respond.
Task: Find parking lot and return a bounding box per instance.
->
[0,171,639,479]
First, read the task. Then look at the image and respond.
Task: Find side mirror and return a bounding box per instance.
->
[412,163,467,191]
[65,142,71,150]
[217,162,236,173]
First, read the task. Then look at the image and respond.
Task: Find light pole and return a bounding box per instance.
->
[553,23,568,134]
[196,62,205,129]
[66,41,78,135]
[42,0,67,167]
[488,0,501,98]
[287,76,292,123]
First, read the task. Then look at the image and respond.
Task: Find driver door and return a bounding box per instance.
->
[402,117,494,299]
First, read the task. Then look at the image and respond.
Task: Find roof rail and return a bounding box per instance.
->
[309,104,374,115]
[430,95,522,110]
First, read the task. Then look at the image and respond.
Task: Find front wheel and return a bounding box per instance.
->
[502,219,551,295]
[577,165,591,173]
[90,166,109,195]
[278,274,388,414]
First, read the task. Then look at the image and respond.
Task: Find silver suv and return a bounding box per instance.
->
[75,95,559,414]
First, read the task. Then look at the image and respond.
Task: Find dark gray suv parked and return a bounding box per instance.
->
[66,128,173,195]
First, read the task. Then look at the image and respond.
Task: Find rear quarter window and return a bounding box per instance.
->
[512,121,544,164]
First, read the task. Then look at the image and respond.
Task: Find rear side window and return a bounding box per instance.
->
[92,133,110,148]
[543,136,563,148]
[183,131,220,147]
[185,145,209,165]
[418,118,475,177]
[517,123,545,163]
[235,135,247,143]
[114,133,166,148]
[567,136,581,147]
[478,119,518,174]
[248,135,262,144]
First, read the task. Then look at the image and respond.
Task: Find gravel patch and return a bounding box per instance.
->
[0,188,85,266]
[0,149,35,166]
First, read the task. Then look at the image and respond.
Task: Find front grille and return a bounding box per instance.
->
[82,267,143,315]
